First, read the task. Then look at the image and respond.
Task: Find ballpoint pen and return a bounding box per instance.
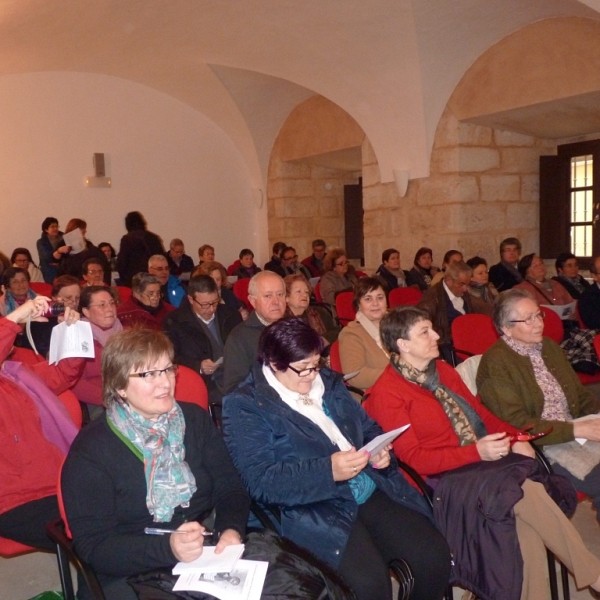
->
[144,527,213,536]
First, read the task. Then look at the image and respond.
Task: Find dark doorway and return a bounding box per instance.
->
[344,178,364,266]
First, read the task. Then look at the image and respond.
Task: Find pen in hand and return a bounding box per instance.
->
[144,527,213,536]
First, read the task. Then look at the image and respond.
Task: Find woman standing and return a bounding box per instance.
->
[223,318,451,600]
[338,277,389,392]
[36,217,70,283]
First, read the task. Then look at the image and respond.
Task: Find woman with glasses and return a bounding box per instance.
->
[319,247,358,315]
[478,289,600,522]
[62,328,249,600]
[117,272,174,331]
[222,317,451,600]
[72,286,123,412]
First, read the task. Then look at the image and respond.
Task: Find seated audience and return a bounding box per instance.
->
[98,242,118,273]
[117,211,165,287]
[163,275,242,413]
[11,248,44,283]
[579,255,600,329]
[263,241,287,277]
[365,306,600,600]
[0,251,9,278]
[488,237,523,292]
[466,256,498,306]
[82,257,107,287]
[117,272,174,330]
[197,243,215,266]
[53,275,82,310]
[148,254,185,307]
[62,328,250,600]
[478,289,600,522]
[222,271,286,393]
[166,238,194,278]
[194,260,248,318]
[407,247,438,291]
[375,248,408,291]
[552,252,590,299]
[284,274,337,343]
[282,246,312,280]
[430,250,463,286]
[338,277,389,392]
[72,286,123,410]
[222,317,451,600]
[231,248,261,279]
[58,218,111,285]
[36,216,70,283]
[301,238,327,277]
[0,298,83,551]
[319,247,358,314]
[0,267,36,316]
[417,261,487,363]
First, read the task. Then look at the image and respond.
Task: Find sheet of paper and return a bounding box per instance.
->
[62,228,86,254]
[173,559,267,600]
[571,413,600,445]
[172,544,244,574]
[540,302,576,320]
[343,370,360,381]
[361,425,410,456]
[48,321,95,365]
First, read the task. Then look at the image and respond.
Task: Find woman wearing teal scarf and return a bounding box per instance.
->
[62,328,250,600]
[0,267,37,316]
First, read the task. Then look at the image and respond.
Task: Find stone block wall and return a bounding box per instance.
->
[361,106,556,272]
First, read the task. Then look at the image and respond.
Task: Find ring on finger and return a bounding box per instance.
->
[353,466,357,474]
[498,452,504,458]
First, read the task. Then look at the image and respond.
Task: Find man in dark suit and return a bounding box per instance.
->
[165,238,195,279]
[162,274,242,415]
[488,237,523,292]
[578,256,600,330]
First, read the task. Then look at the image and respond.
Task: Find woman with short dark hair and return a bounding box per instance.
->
[11,247,44,283]
[0,267,36,316]
[466,256,498,306]
[375,248,408,291]
[223,317,451,600]
[407,247,438,291]
[231,248,261,279]
[36,216,70,283]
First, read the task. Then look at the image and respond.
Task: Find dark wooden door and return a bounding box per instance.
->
[344,179,364,266]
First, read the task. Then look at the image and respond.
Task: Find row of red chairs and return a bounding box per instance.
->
[29,281,133,304]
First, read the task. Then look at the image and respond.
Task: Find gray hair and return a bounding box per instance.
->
[444,260,472,281]
[380,306,430,354]
[248,270,285,297]
[131,272,161,295]
[492,288,536,335]
[148,254,167,267]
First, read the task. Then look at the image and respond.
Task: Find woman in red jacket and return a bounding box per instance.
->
[364,306,600,600]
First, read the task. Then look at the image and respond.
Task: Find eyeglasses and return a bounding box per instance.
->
[193,298,220,309]
[283,255,297,261]
[335,260,349,266]
[129,365,178,382]
[89,300,116,310]
[150,266,170,272]
[287,363,323,377]
[509,310,545,325]
[142,291,162,299]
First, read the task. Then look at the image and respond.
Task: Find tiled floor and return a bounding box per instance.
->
[3,502,600,600]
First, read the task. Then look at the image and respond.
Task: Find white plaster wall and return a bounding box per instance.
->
[0,72,267,269]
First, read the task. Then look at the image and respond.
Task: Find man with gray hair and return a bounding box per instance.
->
[148,254,185,307]
[418,261,488,363]
[222,270,286,392]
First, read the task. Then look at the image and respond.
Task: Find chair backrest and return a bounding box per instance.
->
[174,365,209,410]
[0,537,36,557]
[233,278,252,311]
[335,291,356,326]
[388,287,423,308]
[355,270,368,278]
[116,286,133,304]
[313,281,323,303]
[451,314,499,361]
[58,389,83,429]
[329,340,342,373]
[542,309,564,344]
[29,281,53,296]
[227,260,241,276]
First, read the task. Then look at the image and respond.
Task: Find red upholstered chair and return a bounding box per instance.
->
[116,286,132,304]
[577,335,600,386]
[174,365,209,411]
[335,291,356,327]
[227,260,241,276]
[451,314,499,362]
[58,389,84,429]
[542,309,564,344]
[388,287,423,308]
[0,537,36,557]
[314,281,323,303]
[233,278,252,311]
[330,340,343,374]
[355,270,369,278]
[30,281,53,296]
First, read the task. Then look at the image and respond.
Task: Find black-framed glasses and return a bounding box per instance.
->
[193,298,220,309]
[509,310,545,325]
[288,363,323,377]
[129,365,178,382]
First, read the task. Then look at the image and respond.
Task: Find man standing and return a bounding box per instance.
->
[301,239,327,277]
[163,275,241,415]
[418,261,487,363]
[222,271,286,392]
[166,238,195,279]
[579,256,600,329]
[488,237,523,292]
[148,254,185,307]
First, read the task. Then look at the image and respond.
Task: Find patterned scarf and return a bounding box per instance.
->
[107,401,197,522]
[390,354,487,445]
[468,281,497,305]
[4,288,36,315]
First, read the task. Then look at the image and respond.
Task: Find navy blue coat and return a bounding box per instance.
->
[222,365,431,568]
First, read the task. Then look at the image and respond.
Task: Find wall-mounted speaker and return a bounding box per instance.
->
[93,153,105,177]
